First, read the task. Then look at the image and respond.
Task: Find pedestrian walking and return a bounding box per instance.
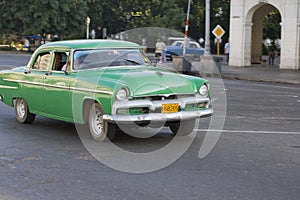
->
[224,40,230,63]
[268,45,276,65]
[90,29,96,39]
[155,39,165,63]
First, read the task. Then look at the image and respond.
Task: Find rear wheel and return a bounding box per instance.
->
[88,103,116,141]
[14,98,36,124]
[169,119,196,136]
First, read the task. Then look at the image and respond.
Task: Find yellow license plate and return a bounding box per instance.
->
[162,103,179,113]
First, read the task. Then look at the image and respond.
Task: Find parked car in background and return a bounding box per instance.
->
[166,40,205,60]
[0,39,213,141]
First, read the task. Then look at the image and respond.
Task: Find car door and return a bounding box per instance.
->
[42,51,73,120]
[187,43,197,55]
[21,51,52,113]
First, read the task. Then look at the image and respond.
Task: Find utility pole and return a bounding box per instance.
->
[204,0,211,55]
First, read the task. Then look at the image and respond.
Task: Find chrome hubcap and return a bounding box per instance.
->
[17,99,25,118]
[91,107,104,136]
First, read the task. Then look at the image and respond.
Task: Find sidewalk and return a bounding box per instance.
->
[221,64,300,85]
[154,56,300,85]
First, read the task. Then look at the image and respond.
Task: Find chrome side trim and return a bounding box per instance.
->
[4,79,70,90]
[0,85,18,89]
[3,78,113,95]
[3,78,34,84]
[69,87,113,95]
[43,84,69,90]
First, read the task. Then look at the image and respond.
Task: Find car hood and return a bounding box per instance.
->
[76,66,202,97]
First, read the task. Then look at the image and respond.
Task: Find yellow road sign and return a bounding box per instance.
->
[212,25,225,39]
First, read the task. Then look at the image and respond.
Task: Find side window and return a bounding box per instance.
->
[175,42,182,47]
[53,52,68,71]
[190,44,197,48]
[32,52,52,70]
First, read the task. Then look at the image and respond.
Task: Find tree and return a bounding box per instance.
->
[95,0,185,36]
[0,0,232,43]
[263,10,281,40]
[0,0,87,38]
[87,0,104,38]
[166,0,230,51]
[149,0,185,30]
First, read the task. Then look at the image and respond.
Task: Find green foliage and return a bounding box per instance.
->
[263,9,281,40]
[149,0,185,30]
[0,0,277,47]
[0,0,187,39]
[87,0,103,31]
[0,0,87,38]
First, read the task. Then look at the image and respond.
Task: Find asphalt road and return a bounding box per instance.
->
[0,54,300,200]
[0,53,31,69]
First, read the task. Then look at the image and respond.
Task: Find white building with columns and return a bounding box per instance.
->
[229,0,300,70]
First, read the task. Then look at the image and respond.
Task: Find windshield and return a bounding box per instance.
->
[73,49,151,70]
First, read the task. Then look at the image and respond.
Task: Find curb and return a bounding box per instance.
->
[221,74,300,85]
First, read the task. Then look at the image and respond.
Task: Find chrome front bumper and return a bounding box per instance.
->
[103,108,213,123]
[104,95,213,123]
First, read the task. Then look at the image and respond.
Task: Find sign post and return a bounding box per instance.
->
[212,25,225,56]
[183,0,192,56]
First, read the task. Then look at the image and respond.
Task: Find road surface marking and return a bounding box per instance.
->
[196,129,300,135]
[252,83,300,90]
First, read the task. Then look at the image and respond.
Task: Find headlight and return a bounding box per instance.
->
[116,88,129,101]
[199,84,209,96]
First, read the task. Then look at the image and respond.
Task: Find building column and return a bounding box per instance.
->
[280,2,300,70]
[280,5,300,69]
[243,22,253,66]
[229,0,247,67]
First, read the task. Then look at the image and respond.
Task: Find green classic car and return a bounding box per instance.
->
[0,39,213,141]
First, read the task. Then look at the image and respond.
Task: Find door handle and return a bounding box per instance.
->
[45,71,52,76]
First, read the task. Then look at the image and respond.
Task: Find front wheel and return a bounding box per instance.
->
[88,103,116,141]
[14,98,36,124]
[169,119,196,136]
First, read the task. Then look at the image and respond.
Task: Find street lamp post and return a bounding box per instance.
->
[86,16,91,39]
[199,0,220,77]
[204,0,211,55]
